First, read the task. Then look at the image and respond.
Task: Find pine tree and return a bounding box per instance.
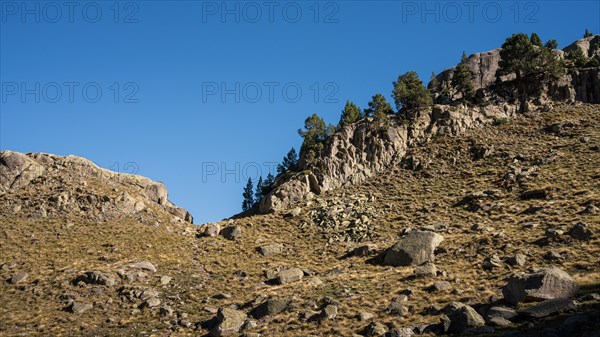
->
[364,93,393,125]
[584,29,593,38]
[392,71,433,113]
[338,101,362,128]
[263,173,275,193]
[451,51,475,102]
[298,114,327,167]
[242,178,254,212]
[496,33,564,111]
[544,39,558,50]
[530,32,543,47]
[567,47,589,67]
[277,148,299,175]
[254,176,263,204]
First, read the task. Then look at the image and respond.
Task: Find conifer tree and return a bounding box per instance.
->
[254,176,263,204]
[242,178,254,212]
[451,51,475,102]
[392,71,433,113]
[338,101,362,128]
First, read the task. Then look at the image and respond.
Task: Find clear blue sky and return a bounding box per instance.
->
[1,1,598,224]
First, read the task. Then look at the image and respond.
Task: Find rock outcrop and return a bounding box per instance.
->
[502,267,579,305]
[259,36,600,213]
[0,151,193,223]
[259,104,517,213]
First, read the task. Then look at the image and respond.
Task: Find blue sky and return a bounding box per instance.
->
[1,1,598,224]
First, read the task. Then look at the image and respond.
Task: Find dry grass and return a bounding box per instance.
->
[0,104,599,336]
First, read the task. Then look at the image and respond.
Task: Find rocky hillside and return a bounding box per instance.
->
[0,151,193,223]
[259,36,600,214]
[1,103,599,336]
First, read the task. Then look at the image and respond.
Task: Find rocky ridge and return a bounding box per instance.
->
[0,151,193,223]
[259,36,600,214]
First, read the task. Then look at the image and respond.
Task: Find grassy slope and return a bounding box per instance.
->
[0,104,598,336]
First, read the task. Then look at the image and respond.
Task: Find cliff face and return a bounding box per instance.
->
[259,103,518,213]
[259,37,600,213]
[0,151,193,223]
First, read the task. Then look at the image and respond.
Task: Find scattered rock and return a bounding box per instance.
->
[160,305,173,317]
[447,305,485,333]
[74,271,116,286]
[486,306,517,321]
[507,254,526,267]
[363,322,388,336]
[318,304,338,321]
[250,298,291,319]
[519,298,577,318]
[358,312,374,321]
[568,222,593,240]
[160,276,172,285]
[383,230,444,266]
[428,281,451,293]
[143,297,161,308]
[483,255,503,270]
[502,266,578,305]
[414,263,437,278]
[70,302,92,314]
[488,316,512,327]
[257,244,284,257]
[208,308,247,336]
[125,261,157,273]
[203,223,221,237]
[349,244,378,257]
[9,272,28,285]
[520,188,548,200]
[276,268,304,284]
[221,226,242,241]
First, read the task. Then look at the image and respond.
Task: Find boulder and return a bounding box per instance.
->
[519,298,577,318]
[250,298,291,319]
[221,225,242,241]
[447,305,485,333]
[208,308,247,336]
[383,231,444,266]
[125,261,157,273]
[318,304,338,321]
[363,322,388,336]
[203,223,221,237]
[568,222,593,240]
[257,244,284,257]
[507,253,526,267]
[74,271,116,287]
[9,272,28,285]
[414,263,437,278]
[276,268,304,284]
[70,301,93,314]
[502,267,578,305]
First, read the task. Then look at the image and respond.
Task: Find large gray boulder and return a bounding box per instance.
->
[447,305,485,333]
[208,308,247,336]
[250,298,291,319]
[384,231,444,266]
[276,268,304,284]
[519,298,577,318]
[502,267,578,305]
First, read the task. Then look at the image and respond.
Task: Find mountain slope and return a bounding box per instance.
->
[1,103,598,336]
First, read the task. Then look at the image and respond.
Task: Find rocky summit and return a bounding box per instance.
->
[1,36,600,337]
